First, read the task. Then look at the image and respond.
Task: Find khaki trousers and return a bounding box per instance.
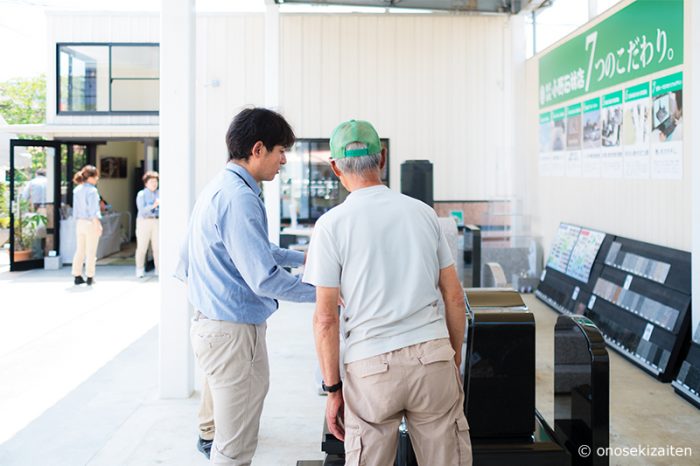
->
[198,377,215,441]
[343,338,472,466]
[71,219,101,278]
[190,316,269,466]
[135,217,159,271]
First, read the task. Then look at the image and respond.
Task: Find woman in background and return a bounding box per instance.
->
[71,165,102,285]
[135,171,160,278]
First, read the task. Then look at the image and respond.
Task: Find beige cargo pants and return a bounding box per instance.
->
[343,338,472,466]
[198,378,215,442]
[190,314,269,466]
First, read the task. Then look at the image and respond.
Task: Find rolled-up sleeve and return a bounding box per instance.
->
[219,194,315,303]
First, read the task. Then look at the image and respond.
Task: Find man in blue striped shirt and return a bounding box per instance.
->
[179,108,315,465]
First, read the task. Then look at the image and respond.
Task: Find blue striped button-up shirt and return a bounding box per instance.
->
[73,183,101,219]
[136,188,159,218]
[178,162,315,324]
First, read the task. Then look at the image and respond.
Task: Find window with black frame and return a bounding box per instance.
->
[280,138,389,224]
[57,43,159,114]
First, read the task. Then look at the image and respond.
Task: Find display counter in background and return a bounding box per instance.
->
[60,213,125,264]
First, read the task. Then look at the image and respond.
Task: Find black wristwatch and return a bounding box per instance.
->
[322,380,343,393]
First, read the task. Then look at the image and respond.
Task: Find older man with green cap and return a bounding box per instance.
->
[303,120,472,465]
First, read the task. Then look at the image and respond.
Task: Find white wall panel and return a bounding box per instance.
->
[279,14,515,200]
[194,14,266,192]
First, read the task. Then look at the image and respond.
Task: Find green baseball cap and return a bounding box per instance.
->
[330,119,381,159]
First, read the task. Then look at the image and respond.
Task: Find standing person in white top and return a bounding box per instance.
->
[22,168,47,210]
[303,120,472,466]
[135,171,160,278]
[71,165,103,286]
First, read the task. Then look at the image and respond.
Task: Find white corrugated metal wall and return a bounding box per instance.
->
[278,13,516,201]
[194,14,266,191]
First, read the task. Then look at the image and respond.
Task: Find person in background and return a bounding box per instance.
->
[22,167,47,211]
[71,165,102,286]
[135,171,160,278]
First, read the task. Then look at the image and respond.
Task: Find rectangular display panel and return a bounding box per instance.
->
[566,228,606,283]
[547,223,581,273]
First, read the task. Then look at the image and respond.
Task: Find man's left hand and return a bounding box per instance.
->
[326,391,345,441]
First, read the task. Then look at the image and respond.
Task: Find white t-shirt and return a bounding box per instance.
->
[303,184,454,363]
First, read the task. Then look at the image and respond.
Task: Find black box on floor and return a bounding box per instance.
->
[465,310,536,439]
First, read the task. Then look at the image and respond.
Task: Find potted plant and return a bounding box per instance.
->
[0,181,8,246]
[13,198,47,261]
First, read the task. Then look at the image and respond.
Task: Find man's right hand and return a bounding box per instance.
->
[326,391,345,441]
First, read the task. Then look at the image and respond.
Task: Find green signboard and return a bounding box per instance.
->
[567,103,582,117]
[625,82,650,101]
[602,90,623,108]
[652,71,683,96]
[539,0,683,108]
[552,107,566,121]
[540,112,551,124]
[583,97,600,113]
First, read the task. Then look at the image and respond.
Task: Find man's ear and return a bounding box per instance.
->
[251,141,265,159]
[330,160,342,178]
[379,147,387,170]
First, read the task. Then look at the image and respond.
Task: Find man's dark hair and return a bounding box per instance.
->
[226,108,296,161]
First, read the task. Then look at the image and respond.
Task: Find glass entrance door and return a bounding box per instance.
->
[9,140,61,271]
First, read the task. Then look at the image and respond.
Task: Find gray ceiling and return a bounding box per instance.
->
[275,0,524,14]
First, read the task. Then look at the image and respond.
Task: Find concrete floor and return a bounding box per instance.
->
[0,264,698,465]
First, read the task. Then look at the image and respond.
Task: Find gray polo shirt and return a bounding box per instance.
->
[303,185,453,363]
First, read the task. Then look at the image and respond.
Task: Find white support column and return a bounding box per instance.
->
[263,0,281,245]
[159,0,195,398]
[509,14,528,237]
[689,0,700,344]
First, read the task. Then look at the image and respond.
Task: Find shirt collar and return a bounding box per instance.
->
[226,161,261,197]
[347,184,387,198]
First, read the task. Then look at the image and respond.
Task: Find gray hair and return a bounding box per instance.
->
[334,142,381,175]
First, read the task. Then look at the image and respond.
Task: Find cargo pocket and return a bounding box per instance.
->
[348,356,389,379]
[418,341,455,366]
[455,417,471,466]
[355,362,389,378]
[344,433,365,466]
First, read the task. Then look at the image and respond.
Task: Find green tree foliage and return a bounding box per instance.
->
[0,74,46,125]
